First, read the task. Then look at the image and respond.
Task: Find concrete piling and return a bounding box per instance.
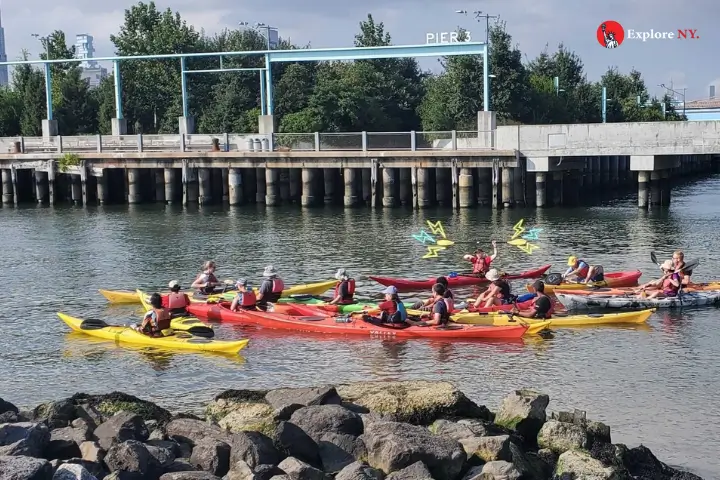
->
[265,168,280,206]
[501,168,514,208]
[417,168,431,208]
[382,168,397,207]
[343,168,359,207]
[96,170,108,205]
[1,169,12,204]
[535,172,546,208]
[228,168,243,205]
[164,168,177,204]
[459,168,474,208]
[301,168,319,207]
[183,166,198,205]
[34,170,48,204]
[198,168,212,205]
[638,171,649,208]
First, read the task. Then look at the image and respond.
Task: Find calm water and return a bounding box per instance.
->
[1,175,719,477]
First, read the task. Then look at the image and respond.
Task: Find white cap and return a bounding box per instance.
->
[382,286,398,295]
[485,269,500,281]
[335,268,349,280]
[263,265,278,277]
[661,260,674,270]
[236,278,248,287]
[168,280,180,289]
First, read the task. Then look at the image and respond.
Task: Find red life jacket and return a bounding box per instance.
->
[237,290,257,308]
[334,279,356,303]
[473,257,490,274]
[443,297,455,313]
[272,278,285,293]
[167,293,189,310]
[575,260,589,278]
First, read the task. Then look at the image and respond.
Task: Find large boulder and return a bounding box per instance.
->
[0,455,53,479]
[45,427,84,460]
[32,399,77,429]
[479,460,522,480]
[361,421,466,480]
[494,390,549,444]
[537,420,588,454]
[159,473,221,480]
[52,463,98,480]
[336,381,491,425]
[429,419,512,462]
[0,422,50,457]
[103,440,161,478]
[555,449,624,479]
[289,406,362,443]
[165,419,232,447]
[93,412,149,450]
[73,393,172,426]
[229,431,281,471]
[276,457,326,480]
[385,461,433,479]
[264,387,341,412]
[316,433,366,474]
[205,391,275,435]
[272,422,320,469]
[333,462,382,480]
[619,445,703,480]
[0,398,19,415]
[189,438,230,477]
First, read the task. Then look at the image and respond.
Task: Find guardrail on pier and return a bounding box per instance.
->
[0,131,496,155]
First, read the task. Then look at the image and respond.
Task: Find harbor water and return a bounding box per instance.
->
[1,174,719,477]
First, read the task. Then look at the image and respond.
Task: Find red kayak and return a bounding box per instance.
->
[369,264,552,292]
[187,302,528,339]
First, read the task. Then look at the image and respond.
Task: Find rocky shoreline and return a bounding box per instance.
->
[0,381,703,480]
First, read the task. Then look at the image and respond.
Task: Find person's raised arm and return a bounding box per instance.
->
[489,240,498,261]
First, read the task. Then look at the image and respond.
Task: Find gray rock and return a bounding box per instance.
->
[506,442,549,480]
[461,465,484,480]
[333,461,383,480]
[385,461,433,479]
[271,405,304,423]
[49,459,105,480]
[480,461,522,480]
[190,438,230,477]
[0,422,50,457]
[317,433,366,474]
[32,399,77,429]
[555,449,624,479]
[0,412,22,424]
[222,460,256,480]
[78,442,104,464]
[146,440,181,457]
[536,448,556,469]
[289,406,362,443]
[146,445,176,469]
[165,419,232,447]
[430,420,511,462]
[104,440,161,478]
[52,464,97,480]
[229,431,280,471]
[46,427,84,460]
[93,412,149,450]
[467,435,512,462]
[159,473,222,480]
[537,420,588,454]
[268,476,289,480]
[494,389,549,444]
[361,421,465,480]
[619,445,703,480]
[0,398,19,415]
[276,457,326,480]
[272,422,320,469]
[265,387,341,412]
[103,472,143,480]
[587,421,612,447]
[0,455,53,480]
[164,459,201,473]
[74,405,104,432]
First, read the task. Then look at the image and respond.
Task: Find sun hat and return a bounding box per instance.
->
[335,268,349,280]
[236,278,248,287]
[661,260,674,270]
[382,286,398,295]
[168,280,180,289]
[485,269,500,281]
[263,266,277,277]
[567,256,578,266]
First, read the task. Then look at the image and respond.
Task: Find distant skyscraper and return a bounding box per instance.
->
[239,24,280,48]
[0,8,8,87]
[75,33,107,88]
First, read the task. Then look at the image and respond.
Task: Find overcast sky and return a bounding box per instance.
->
[2,0,718,102]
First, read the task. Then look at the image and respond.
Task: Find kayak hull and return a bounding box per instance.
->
[100,280,337,305]
[57,313,248,353]
[369,264,552,292]
[555,281,720,297]
[137,290,214,337]
[533,270,642,294]
[556,291,720,310]
[453,309,654,327]
[188,303,530,339]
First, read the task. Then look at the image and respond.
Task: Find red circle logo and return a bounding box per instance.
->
[597,21,624,48]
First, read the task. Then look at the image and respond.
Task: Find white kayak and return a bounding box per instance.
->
[556,291,720,310]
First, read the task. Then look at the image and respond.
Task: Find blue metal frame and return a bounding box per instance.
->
[181,62,266,118]
[0,41,490,124]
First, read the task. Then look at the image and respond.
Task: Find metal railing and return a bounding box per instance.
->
[0,130,498,154]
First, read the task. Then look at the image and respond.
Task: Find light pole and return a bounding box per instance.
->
[554,76,565,96]
[239,21,278,49]
[659,83,686,117]
[455,10,499,44]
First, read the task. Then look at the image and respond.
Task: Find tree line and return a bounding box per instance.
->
[0,1,684,137]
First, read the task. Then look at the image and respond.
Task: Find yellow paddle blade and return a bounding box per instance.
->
[436,239,455,247]
[507,239,527,246]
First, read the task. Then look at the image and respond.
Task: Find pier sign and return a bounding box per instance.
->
[425,32,472,44]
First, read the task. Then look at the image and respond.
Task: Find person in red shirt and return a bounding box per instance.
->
[462,241,498,276]
[364,286,408,324]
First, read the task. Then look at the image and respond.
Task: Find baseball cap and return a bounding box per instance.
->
[168,280,180,289]
[236,278,248,287]
[382,286,398,295]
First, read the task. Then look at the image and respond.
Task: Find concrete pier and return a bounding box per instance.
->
[343,168,359,207]
[183,166,198,205]
[459,168,473,208]
[535,172,546,208]
[228,168,243,205]
[501,168,514,208]
[638,171,649,208]
[164,168,177,204]
[256,168,266,203]
[1,169,12,204]
[382,168,397,207]
[265,169,280,206]
[96,171,108,205]
[417,167,431,208]
[35,170,48,204]
[128,169,143,204]
[198,168,212,205]
[301,168,319,206]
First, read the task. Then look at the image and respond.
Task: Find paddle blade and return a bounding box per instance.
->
[508,239,527,246]
[679,258,700,272]
[650,252,659,265]
[436,239,455,247]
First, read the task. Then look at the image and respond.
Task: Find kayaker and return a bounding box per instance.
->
[363,286,408,324]
[329,268,356,305]
[191,261,222,294]
[639,260,680,299]
[462,241,498,276]
[230,279,257,311]
[512,280,553,319]
[472,268,516,309]
[563,256,604,284]
[137,293,171,336]
[672,250,691,286]
[408,283,451,326]
[256,265,285,311]
[164,280,191,317]
[410,276,454,311]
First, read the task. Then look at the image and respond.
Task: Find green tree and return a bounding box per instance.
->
[0,87,22,136]
[12,57,46,136]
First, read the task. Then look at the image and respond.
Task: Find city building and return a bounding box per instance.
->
[0,8,8,87]
[238,23,280,48]
[684,85,720,121]
[75,33,107,88]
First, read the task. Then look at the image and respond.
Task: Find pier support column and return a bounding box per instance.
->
[80,164,88,205]
[343,168,359,207]
[182,164,198,205]
[256,168,266,203]
[47,162,56,205]
[96,170,108,205]
[265,169,280,206]
[198,168,212,205]
[301,168,319,206]
[477,168,491,206]
[35,170,48,204]
[535,172,547,207]
[280,169,291,203]
[370,161,379,208]
[399,168,412,206]
[1,169,13,204]
[638,171,649,209]
[552,171,563,206]
[501,168,514,208]
[71,175,82,205]
[382,168,397,207]
[491,165,500,208]
[417,167,431,208]
[154,169,165,203]
[127,169,142,204]
[459,168,474,208]
[228,168,243,205]
[164,169,177,204]
[323,168,337,204]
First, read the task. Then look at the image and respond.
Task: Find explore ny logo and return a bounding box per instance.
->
[597,20,699,48]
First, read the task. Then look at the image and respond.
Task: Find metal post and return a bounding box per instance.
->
[259,71,266,115]
[44,63,53,120]
[483,45,490,111]
[113,60,123,119]
[264,54,273,115]
[602,86,607,123]
[181,57,189,118]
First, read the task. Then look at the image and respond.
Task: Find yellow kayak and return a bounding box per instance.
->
[99,279,337,304]
[453,309,654,328]
[136,290,213,337]
[405,309,551,335]
[58,313,248,354]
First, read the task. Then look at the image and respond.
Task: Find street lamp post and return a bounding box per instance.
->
[31,33,53,121]
[455,10,499,44]
[659,83,686,118]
